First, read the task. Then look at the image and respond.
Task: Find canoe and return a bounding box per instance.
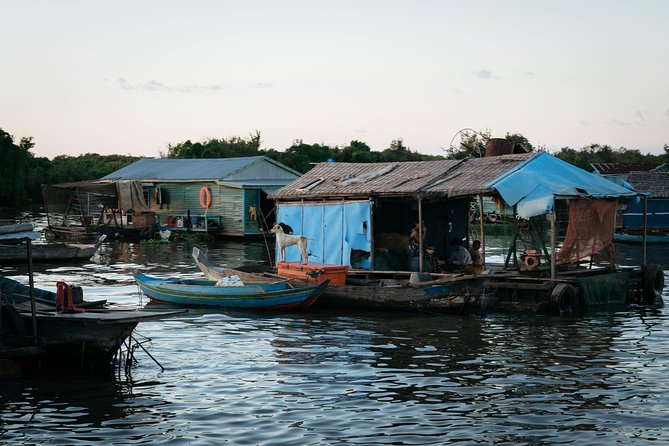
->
[133,271,328,310]
[0,234,107,263]
[191,247,488,312]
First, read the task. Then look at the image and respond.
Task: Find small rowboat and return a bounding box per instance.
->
[132,272,328,311]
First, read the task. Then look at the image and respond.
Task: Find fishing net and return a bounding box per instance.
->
[556,199,617,265]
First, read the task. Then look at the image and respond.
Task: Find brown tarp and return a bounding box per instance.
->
[556,199,617,265]
[116,180,149,212]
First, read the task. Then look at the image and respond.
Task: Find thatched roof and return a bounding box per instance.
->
[271,153,535,201]
[626,171,669,198]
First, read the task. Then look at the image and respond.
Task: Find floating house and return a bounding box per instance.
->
[102,156,301,236]
[591,163,669,242]
[270,150,663,313]
[616,171,669,242]
[42,180,151,240]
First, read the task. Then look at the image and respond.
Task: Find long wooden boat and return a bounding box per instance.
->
[1,277,182,374]
[192,247,487,313]
[0,232,107,264]
[133,271,328,310]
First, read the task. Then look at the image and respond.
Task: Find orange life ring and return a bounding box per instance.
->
[199,187,211,209]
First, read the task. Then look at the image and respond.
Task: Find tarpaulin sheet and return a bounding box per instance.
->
[276,201,371,266]
[488,152,638,218]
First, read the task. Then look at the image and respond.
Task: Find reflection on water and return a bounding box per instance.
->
[1,214,668,444]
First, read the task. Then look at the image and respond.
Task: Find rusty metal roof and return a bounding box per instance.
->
[271,152,535,200]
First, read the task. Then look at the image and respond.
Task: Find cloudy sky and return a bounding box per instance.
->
[2,0,667,159]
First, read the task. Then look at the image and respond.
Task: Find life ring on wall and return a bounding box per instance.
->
[199,187,212,209]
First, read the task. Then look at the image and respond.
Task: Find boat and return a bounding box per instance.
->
[0,221,107,263]
[1,277,183,375]
[0,235,107,263]
[614,232,669,244]
[133,271,329,311]
[0,275,107,309]
[192,247,488,313]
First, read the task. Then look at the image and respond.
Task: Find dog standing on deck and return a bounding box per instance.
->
[271,223,311,264]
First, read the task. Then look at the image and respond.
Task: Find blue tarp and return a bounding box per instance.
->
[276,201,371,267]
[488,152,639,218]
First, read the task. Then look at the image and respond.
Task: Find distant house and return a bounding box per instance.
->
[590,163,669,234]
[102,156,301,236]
[591,162,665,181]
[622,171,669,232]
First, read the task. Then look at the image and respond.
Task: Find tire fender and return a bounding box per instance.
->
[550,283,577,315]
[642,264,664,305]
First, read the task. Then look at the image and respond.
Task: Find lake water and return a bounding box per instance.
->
[1,223,668,445]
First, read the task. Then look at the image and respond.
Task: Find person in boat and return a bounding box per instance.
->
[445,237,472,271]
[469,240,483,266]
[424,245,442,273]
[408,222,442,272]
[408,222,426,271]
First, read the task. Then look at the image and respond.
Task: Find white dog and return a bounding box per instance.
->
[271,223,312,264]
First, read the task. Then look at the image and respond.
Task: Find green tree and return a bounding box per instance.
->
[0,129,31,208]
[332,140,383,163]
[166,131,262,159]
[269,140,334,173]
[382,138,441,162]
[443,129,491,159]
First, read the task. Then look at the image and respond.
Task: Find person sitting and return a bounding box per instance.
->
[469,240,483,266]
[408,222,427,271]
[424,245,442,273]
[445,237,472,271]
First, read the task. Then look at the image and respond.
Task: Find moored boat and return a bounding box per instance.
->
[1,277,182,375]
[133,271,328,311]
[0,221,107,263]
[192,247,488,313]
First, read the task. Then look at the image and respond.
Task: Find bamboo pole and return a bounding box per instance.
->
[418,197,423,273]
[479,195,485,267]
[642,195,648,266]
[369,198,375,270]
[550,209,556,279]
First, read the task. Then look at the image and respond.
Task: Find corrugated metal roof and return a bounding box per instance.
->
[626,171,669,198]
[271,153,535,200]
[102,156,299,182]
[591,162,664,175]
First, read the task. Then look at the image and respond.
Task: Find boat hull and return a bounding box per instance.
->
[133,273,327,310]
[192,247,485,313]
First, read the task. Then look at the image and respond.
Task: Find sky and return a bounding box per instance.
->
[1,0,668,159]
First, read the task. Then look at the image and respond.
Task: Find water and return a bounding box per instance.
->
[1,222,669,444]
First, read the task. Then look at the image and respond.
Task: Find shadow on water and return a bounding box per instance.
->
[1,212,669,444]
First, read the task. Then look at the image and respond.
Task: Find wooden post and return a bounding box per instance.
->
[418,197,423,273]
[549,209,556,279]
[27,240,38,340]
[642,195,648,266]
[369,198,375,270]
[479,195,485,267]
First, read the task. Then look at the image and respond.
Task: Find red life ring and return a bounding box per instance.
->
[199,187,211,209]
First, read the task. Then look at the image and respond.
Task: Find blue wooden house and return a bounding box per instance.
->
[102,156,301,236]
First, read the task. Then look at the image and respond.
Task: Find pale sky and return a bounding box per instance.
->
[2,0,668,159]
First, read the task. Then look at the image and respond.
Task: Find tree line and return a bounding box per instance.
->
[2,126,668,210]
